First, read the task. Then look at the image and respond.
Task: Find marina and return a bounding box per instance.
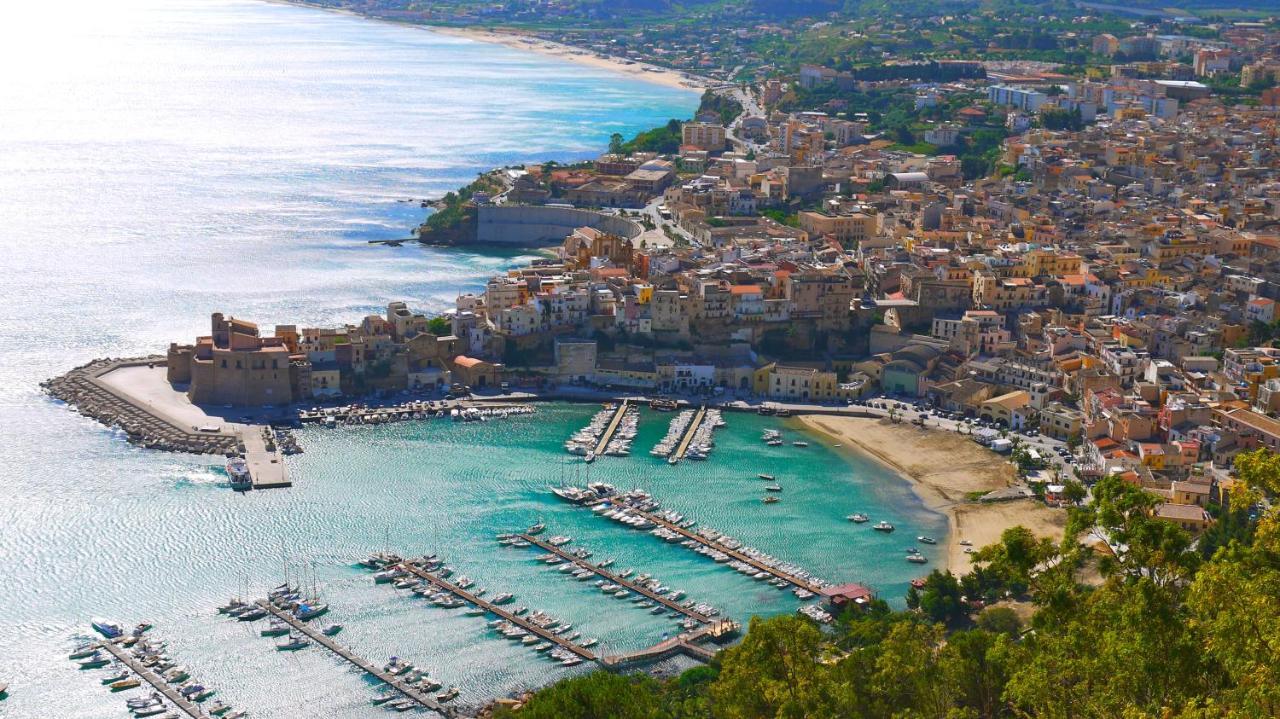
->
[92,637,213,719]
[299,402,535,427]
[672,406,707,463]
[253,599,449,715]
[564,401,637,461]
[391,559,599,662]
[513,533,718,624]
[566,488,832,597]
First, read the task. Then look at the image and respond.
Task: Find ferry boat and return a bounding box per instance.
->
[873,521,895,532]
[226,457,252,491]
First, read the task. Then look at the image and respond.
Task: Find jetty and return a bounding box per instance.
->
[672,405,707,462]
[592,399,630,456]
[255,600,447,714]
[95,641,210,719]
[396,561,597,661]
[597,621,738,670]
[635,510,824,594]
[241,427,290,489]
[518,534,713,623]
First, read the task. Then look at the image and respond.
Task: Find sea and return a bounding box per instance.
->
[0,1,945,716]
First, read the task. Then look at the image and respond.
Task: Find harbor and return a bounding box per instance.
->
[252,599,451,714]
[389,558,599,662]
[511,532,719,624]
[564,401,637,461]
[93,639,213,719]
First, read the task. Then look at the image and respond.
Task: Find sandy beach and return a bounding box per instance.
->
[798,416,1066,574]
[432,27,711,92]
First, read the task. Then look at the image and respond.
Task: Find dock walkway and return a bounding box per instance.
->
[518,534,712,623]
[397,562,597,661]
[672,405,707,461]
[255,600,446,714]
[592,400,630,456]
[635,510,824,594]
[598,621,736,669]
[242,429,290,489]
[96,640,209,719]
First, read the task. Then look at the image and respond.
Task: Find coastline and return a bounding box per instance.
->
[265,1,710,92]
[797,415,1065,575]
[431,26,712,92]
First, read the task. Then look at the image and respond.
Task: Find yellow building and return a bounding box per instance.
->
[798,211,878,245]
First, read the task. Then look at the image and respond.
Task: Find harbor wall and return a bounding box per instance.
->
[476,205,642,245]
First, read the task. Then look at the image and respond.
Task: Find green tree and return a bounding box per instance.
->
[918,569,966,625]
[608,132,625,155]
[711,615,828,719]
[493,671,661,719]
[426,316,451,336]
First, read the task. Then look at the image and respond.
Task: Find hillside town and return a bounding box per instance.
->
[166,14,1280,543]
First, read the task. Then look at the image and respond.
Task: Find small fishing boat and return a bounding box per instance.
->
[491,593,515,605]
[917,536,937,545]
[260,620,289,637]
[322,624,344,637]
[275,634,309,651]
[527,522,546,535]
[873,521,894,532]
[207,701,233,716]
[765,484,782,492]
[757,473,775,480]
[79,656,110,670]
[436,687,459,702]
[792,441,808,447]
[109,678,141,692]
[847,513,869,523]
[761,496,780,504]
[69,644,100,660]
[907,554,928,564]
[102,671,130,685]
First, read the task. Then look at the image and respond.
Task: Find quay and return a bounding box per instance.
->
[635,510,824,594]
[254,600,448,715]
[672,405,707,462]
[241,427,290,489]
[517,533,714,623]
[95,640,210,719]
[396,561,597,661]
[592,399,630,456]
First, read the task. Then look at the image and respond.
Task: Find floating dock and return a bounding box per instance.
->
[396,561,597,661]
[255,600,447,714]
[592,399,630,456]
[635,510,824,594]
[95,640,210,719]
[672,405,707,462]
[518,534,714,623]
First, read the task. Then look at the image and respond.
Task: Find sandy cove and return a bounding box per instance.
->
[430,27,712,92]
[797,416,1065,575]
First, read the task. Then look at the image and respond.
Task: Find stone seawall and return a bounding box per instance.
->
[42,357,240,455]
[476,204,642,245]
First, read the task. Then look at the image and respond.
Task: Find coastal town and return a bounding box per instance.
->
[25,2,1280,718]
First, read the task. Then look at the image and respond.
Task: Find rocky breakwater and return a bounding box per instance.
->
[41,356,240,455]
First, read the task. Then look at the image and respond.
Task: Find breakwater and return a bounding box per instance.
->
[41,357,239,455]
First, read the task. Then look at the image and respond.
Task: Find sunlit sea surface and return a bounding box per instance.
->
[0,1,944,716]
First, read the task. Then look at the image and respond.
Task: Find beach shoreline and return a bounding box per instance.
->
[797,415,1065,575]
[264,0,710,92]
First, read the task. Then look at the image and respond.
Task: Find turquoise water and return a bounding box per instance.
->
[0,1,943,716]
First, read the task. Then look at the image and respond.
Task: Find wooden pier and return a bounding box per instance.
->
[396,562,598,661]
[95,640,210,719]
[518,534,713,623]
[591,400,630,456]
[598,621,738,669]
[254,600,447,714]
[634,510,824,594]
[672,405,707,461]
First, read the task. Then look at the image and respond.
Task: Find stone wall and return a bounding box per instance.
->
[476,205,642,245]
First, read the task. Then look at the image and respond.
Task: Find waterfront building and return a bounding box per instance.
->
[168,313,298,407]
